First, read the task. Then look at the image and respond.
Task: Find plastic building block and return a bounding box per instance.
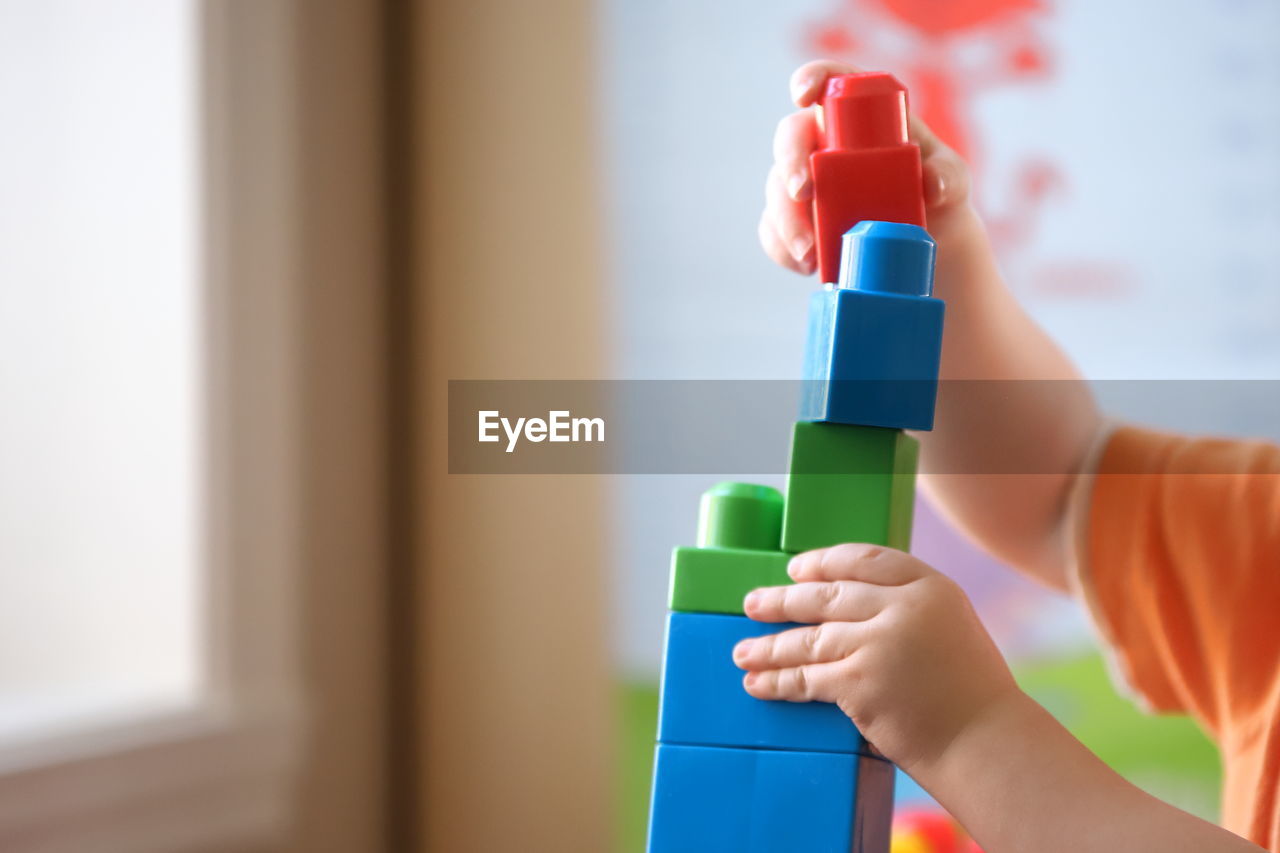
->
[891,809,981,853]
[838,220,936,297]
[657,612,865,753]
[647,744,860,852]
[781,422,917,554]
[801,222,945,431]
[648,745,895,853]
[668,482,791,614]
[811,73,925,285]
[648,744,853,851]
[697,482,783,551]
[668,546,791,615]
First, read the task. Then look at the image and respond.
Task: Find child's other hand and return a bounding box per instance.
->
[733,543,1018,774]
[760,59,971,276]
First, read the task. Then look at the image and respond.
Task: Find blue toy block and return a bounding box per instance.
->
[657,612,865,753]
[800,221,944,431]
[647,744,861,852]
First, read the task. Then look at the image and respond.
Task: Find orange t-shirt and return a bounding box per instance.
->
[1081,425,1280,849]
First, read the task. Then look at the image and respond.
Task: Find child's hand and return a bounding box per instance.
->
[759,59,971,276]
[733,543,1018,774]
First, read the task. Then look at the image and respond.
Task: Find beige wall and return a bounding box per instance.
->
[414,0,613,850]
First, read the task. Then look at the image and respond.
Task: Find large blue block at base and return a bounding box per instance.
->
[657,612,865,753]
[647,744,896,853]
[800,221,945,431]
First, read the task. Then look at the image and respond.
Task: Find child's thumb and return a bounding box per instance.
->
[923,147,971,212]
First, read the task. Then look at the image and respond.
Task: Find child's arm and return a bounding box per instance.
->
[761,60,1102,590]
[733,545,1264,853]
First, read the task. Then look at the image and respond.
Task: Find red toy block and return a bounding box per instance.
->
[891,808,982,853]
[811,72,926,284]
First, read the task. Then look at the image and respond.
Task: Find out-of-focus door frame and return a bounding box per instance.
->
[409,1,613,850]
[209,0,394,850]
[211,0,620,848]
[218,0,618,845]
[214,0,395,849]
[256,0,391,850]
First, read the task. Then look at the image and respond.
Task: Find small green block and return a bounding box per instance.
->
[781,422,918,553]
[668,546,793,615]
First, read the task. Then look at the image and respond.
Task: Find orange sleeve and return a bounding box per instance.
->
[1080,425,1280,735]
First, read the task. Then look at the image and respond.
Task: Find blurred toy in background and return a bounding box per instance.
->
[891,809,981,853]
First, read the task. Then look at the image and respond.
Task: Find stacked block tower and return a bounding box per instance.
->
[647,73,946,852]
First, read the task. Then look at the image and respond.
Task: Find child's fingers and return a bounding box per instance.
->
[742,659,851,704]
[789,59,864,107]
[733,622,865,671]
[907,113,943,159]
[742,580,890,624]
[764,165,815,267]
[772,109,818,202]
[789,543,927,586]
[901,106,970,211]
[758,213,814,275]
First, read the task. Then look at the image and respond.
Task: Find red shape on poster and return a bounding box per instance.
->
[806,0,1058,259]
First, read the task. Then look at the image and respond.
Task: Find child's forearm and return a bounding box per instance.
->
[919,207,1102,590]
[909,690,1262,853]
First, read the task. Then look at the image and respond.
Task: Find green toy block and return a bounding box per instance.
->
[781,421,918,553]
[668,546,793,615]
[697,482,783,551]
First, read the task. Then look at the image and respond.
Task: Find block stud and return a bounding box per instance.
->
[821,72,910,151]
[696,482,783,552]
[838,221,936,297]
